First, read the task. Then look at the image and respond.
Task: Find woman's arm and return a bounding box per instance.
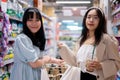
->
[58,42,77,66]
[100,35,120,79]
[28,56,64,68]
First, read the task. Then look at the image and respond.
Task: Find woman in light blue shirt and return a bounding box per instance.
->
[10,7,63,80]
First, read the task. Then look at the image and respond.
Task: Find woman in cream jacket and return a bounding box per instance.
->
[58,7,120,80]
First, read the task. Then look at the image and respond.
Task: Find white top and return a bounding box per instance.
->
[76,44,97,76]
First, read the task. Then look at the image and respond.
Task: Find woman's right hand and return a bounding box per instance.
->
[57,42,65,49]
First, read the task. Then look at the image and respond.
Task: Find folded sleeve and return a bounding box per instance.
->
[13,34,39,63]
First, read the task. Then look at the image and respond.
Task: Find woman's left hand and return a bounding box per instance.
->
[86,60,102,72]
[50,58,64,66]
[92,61,102,70]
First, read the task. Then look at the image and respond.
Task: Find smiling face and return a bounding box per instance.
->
[26,12,41,34]
[85,9,100,32]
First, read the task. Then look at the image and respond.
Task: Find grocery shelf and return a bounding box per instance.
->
[3,58,14,66]
[112,7,120,16]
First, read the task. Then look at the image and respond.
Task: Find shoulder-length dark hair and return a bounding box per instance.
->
[22,7,46,51]
[80,7,107,46]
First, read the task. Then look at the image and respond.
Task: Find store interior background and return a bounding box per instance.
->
[0,0,114,57]
[0,0,120,79]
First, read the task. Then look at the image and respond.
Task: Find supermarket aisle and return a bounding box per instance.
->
[0,0,120,80]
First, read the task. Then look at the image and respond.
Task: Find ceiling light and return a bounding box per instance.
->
[56,1,91,4]
[67,26,82,30]
[62,20,74,23]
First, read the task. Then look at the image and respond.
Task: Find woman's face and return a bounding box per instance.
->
[85,9,100,32]
[27,12,41,34]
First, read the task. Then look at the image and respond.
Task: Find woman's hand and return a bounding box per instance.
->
[86,60,102,72]
[29,56,51,68]
[43,56,64,65]
[86,60,95,72]
[42,56,51,64]
[57,42,67,49]
[50,58,64,66]
[92,61,102,70]
[57,42,63,49]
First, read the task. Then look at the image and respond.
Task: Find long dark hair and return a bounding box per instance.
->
[22,7,46,51]
[80,7,107,46]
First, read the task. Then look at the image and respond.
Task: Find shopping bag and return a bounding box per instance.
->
[60,66,81,80]
[41,68,50,80]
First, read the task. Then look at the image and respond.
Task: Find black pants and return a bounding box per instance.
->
[81,71,97,80]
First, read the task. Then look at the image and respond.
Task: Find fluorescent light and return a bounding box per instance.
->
[56,1,91,4]
[63,6,87,9]
[67,26,82,30]
[62,20,74,23]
